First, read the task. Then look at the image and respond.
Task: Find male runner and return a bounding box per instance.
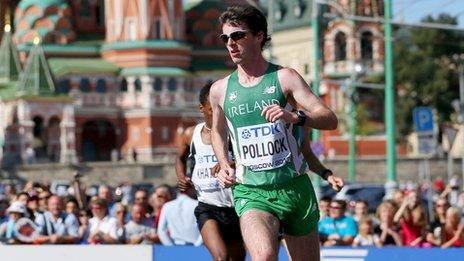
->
[210,5,338,261]
[176,83,245,260]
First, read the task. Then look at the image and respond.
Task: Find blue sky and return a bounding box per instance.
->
[393,0,464,26]
[182,0,464,26]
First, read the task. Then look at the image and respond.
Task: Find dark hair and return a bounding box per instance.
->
[65,196,78,206]
[320,196,332,202]
[199,81,213,105]
[333,200,347,210]
[91,198,108,209]
[219,5,271,50]
[356,200,368,207]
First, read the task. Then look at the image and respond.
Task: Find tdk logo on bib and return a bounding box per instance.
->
[241,124,282,139]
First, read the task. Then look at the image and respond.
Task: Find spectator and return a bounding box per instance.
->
[352,217,381,247]
[131,148,138,162]
[134,189,152,216]
[65,197,80,218]
[319,196,331,219]
[38,190,51,212]
[98,185,116,217]
[4,184,17,202]
[353,200,369,223]
[125,203,157,244]
[432,177,446,201]
[440,207,464,248]
[1,199,10,225]
[16,192,34,219]
[27,195,46,229]
[157,187,202,246]
[150,184,173,229]
[114,202,127,243]
[319,200,357,246]
[78,210,90,244]
[394,190,428,247]
[88,198,118,244]
[393,189,404,207]
[25,145,36,165]
[375,201,402,246]
[36,195,79,244]
[426,197,450,246]
[0,201,27,243]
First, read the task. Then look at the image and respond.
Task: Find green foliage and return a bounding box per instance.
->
[394,14,463,140]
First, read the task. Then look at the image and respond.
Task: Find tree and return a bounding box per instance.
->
[394,14,463,140]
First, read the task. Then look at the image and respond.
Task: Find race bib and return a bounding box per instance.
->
[237,121,291,171]
[193,153,221,191]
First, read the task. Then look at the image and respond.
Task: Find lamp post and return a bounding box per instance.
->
[348,63,364,182]
[451,53,464,187]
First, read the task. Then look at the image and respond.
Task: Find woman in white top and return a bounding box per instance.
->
[176,82,245,260]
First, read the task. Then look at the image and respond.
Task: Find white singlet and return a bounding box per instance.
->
[189,123,234,207]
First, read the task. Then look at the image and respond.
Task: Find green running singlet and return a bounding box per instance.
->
[223,63,307,186]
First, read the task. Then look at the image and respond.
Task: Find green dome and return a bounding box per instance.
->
[18,0,67,11]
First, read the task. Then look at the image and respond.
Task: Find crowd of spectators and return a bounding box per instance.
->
[318,177,464,248]
[1,175,464,248]
[0,175,192,245]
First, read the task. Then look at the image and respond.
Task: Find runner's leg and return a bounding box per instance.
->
[227,241,246,261]
[240,209,280,261]
[201,219,229,261]
[283,228,320,261]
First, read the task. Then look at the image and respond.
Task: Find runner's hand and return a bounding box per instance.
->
[327,175,344,192]
[178,176,193,192]
[261,105,298,123]
[211,161,236,177]
[217,166,236,188]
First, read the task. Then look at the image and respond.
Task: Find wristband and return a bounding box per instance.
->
[295,110,307,126]
[321,169,333,180]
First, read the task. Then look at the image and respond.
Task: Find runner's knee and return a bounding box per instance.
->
[211,250,228,261]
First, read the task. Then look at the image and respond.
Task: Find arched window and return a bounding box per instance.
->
[134,79,142,92]
[120,78,128,92]
[96,79,106,93]
[153,78,163,91]
[33,116,44,139]
[335,32,347,61]
[56,79,70,94]
[95,0,105,27]
[361,31,374,60]
[167,78,177,92]
[80,78,90,93]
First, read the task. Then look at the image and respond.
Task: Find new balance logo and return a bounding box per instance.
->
[263,86,276,94]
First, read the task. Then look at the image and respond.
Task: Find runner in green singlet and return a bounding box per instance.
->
[210,5,339,261]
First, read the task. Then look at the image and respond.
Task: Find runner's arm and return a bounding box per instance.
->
[175,127,194,192]
[279,68,338,130]
[210,79,236,188]
[210,80,230,168]
[301,128,344,191]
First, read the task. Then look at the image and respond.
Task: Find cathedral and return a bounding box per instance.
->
[0,0,258,166]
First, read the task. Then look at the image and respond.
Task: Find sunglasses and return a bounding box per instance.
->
[219,30,248,44]
[330,206,342,209]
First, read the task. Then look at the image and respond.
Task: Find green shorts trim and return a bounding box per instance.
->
[232,174,320,236]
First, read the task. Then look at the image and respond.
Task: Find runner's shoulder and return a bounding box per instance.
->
[276,66,300,81]
[211,76,230,91]
[210,76,231,101]
[181,125,196,144]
